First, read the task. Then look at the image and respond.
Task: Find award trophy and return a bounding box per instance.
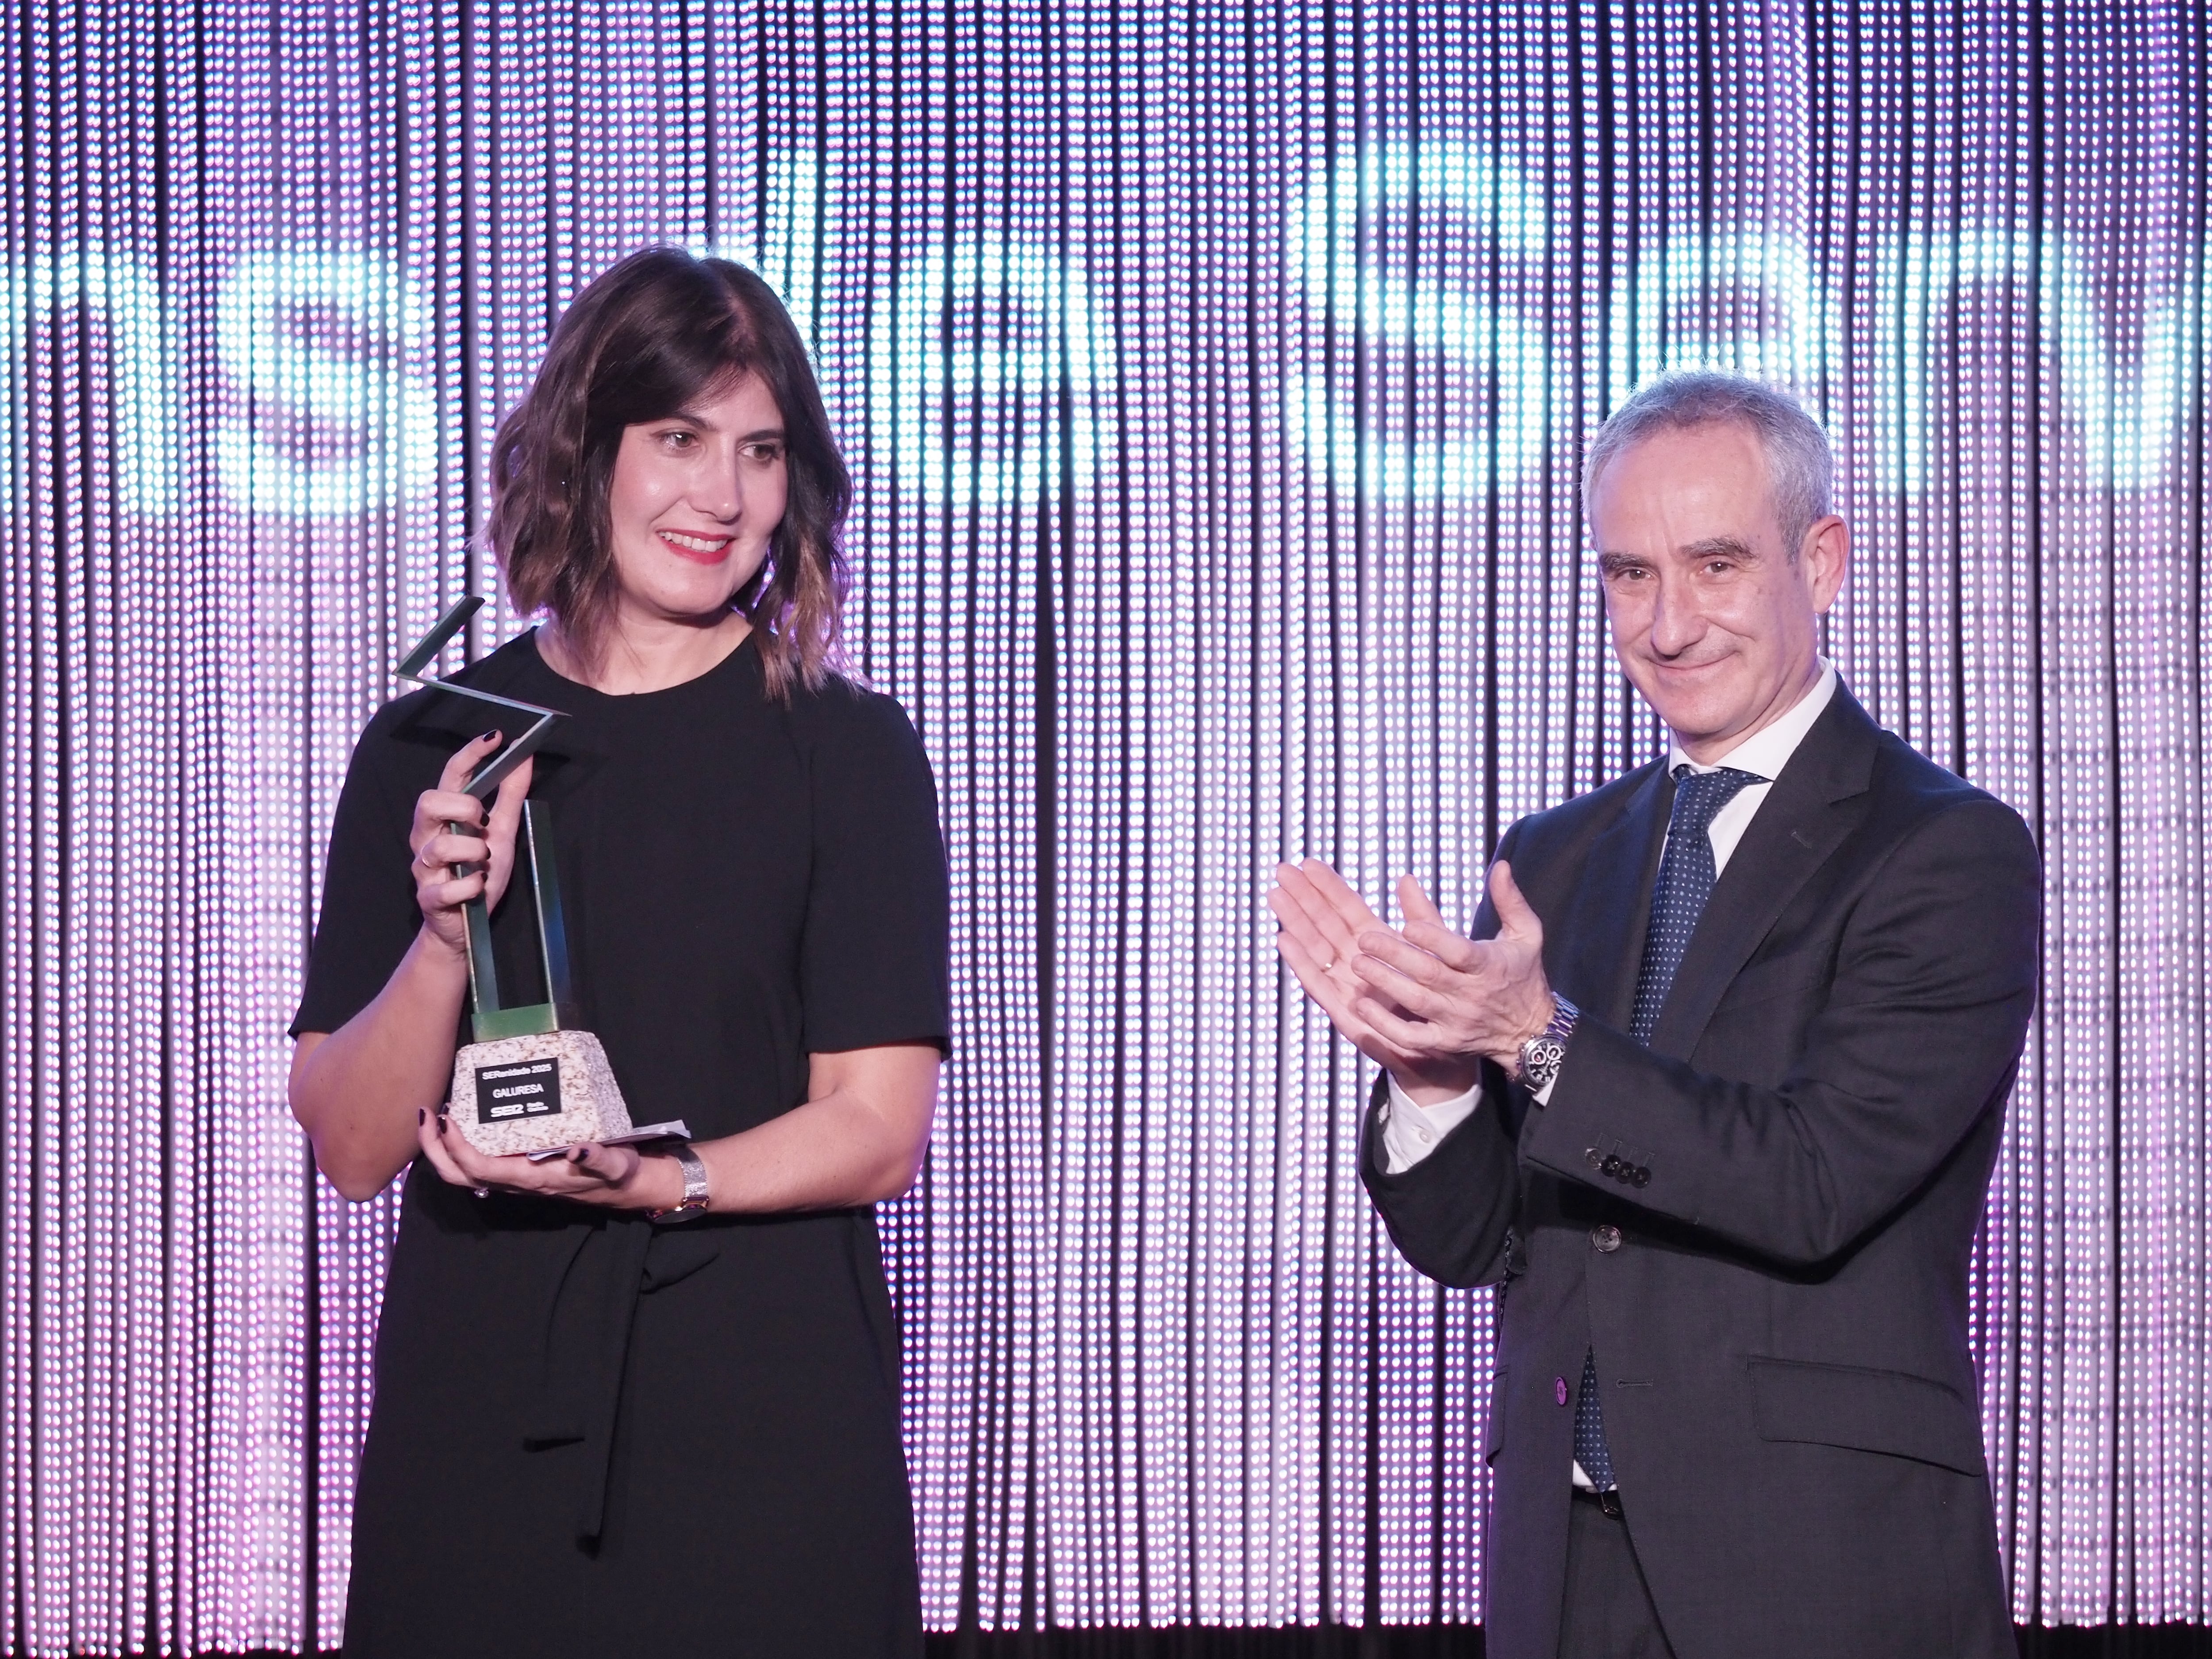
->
[398,597,686,1158]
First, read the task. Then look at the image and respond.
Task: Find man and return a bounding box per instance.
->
[1272,373,2037,1659]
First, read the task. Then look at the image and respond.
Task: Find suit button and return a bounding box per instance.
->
[1591,1223,1622,1253]
[1584,1148,1604,1169]
[1630,1166,1651,1187]
[1555,1376,1570,1406]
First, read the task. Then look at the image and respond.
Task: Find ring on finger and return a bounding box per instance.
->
[471,1185,490,1198]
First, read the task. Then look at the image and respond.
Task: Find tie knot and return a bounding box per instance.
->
[1669,765,1761,834]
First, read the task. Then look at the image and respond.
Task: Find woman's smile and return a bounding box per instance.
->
[658,527,737,564]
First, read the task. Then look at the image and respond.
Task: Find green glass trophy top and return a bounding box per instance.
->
[396,596,574,1043]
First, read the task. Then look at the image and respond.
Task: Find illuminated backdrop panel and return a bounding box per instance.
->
[3,1,2207,1649]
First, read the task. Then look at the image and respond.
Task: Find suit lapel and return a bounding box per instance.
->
[1555,760,1672,1029]
[1646,685,1882,1059]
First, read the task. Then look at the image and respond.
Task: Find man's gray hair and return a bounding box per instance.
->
[1581,372,1836,556]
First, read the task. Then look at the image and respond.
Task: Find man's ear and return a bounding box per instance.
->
[1802,515,1851,614]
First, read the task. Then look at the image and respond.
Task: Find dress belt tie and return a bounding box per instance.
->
[514,1206,729,1543]
[519,1214,654,1544]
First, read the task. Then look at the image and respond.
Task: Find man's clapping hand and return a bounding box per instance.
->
[1268,858,1557,1105]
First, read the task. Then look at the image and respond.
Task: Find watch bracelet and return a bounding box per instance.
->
[1515,993,1581,1090]
[649,1140,711,1222]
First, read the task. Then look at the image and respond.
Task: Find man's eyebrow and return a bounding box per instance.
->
[1679,535,1760,562]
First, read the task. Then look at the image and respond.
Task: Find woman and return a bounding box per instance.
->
[289,248,948,1656]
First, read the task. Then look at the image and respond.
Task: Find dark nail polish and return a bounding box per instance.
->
[417,1108,425,1125]
[436,1114,447,1136]
[478,729,500,744]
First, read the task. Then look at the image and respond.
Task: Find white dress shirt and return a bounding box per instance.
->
[1377,661,1839,1173]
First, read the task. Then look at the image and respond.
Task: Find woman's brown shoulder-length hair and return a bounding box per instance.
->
[487,247,853,699]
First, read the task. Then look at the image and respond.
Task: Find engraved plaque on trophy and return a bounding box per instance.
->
[398,599,687,1158]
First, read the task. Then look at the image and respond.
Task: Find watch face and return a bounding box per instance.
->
[1521,1036,1566,1088]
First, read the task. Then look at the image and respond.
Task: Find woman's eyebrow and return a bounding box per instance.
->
[668,408,785,444]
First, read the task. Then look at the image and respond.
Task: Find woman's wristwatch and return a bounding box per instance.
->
[1513,994,1581,1093]
[648,1141,711,1223]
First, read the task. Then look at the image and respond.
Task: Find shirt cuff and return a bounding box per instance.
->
[1379,1075,1482,1174]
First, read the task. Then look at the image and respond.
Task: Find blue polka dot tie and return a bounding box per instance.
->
[1576,763,1761,1493]
[1629,766,1763,1046]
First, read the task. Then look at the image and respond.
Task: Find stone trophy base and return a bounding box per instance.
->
[447,1028,634,1156]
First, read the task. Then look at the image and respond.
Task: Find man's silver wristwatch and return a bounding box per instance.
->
[1514,994,1581,1093]
[648,1141,711,1223]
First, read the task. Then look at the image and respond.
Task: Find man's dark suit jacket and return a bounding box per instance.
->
[1364,684,2039,1659]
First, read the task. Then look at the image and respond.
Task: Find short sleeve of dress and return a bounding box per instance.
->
[291,710,426,1039]
[799,687,952,1056]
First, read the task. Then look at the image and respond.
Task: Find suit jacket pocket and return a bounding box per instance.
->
[1748,1356,1986,1476]
[1483,1368,1509,1467]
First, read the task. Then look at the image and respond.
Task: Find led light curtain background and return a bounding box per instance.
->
[4,0,2207,1650]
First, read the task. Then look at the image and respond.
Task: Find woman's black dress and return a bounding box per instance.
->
[292,631,949,1657]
